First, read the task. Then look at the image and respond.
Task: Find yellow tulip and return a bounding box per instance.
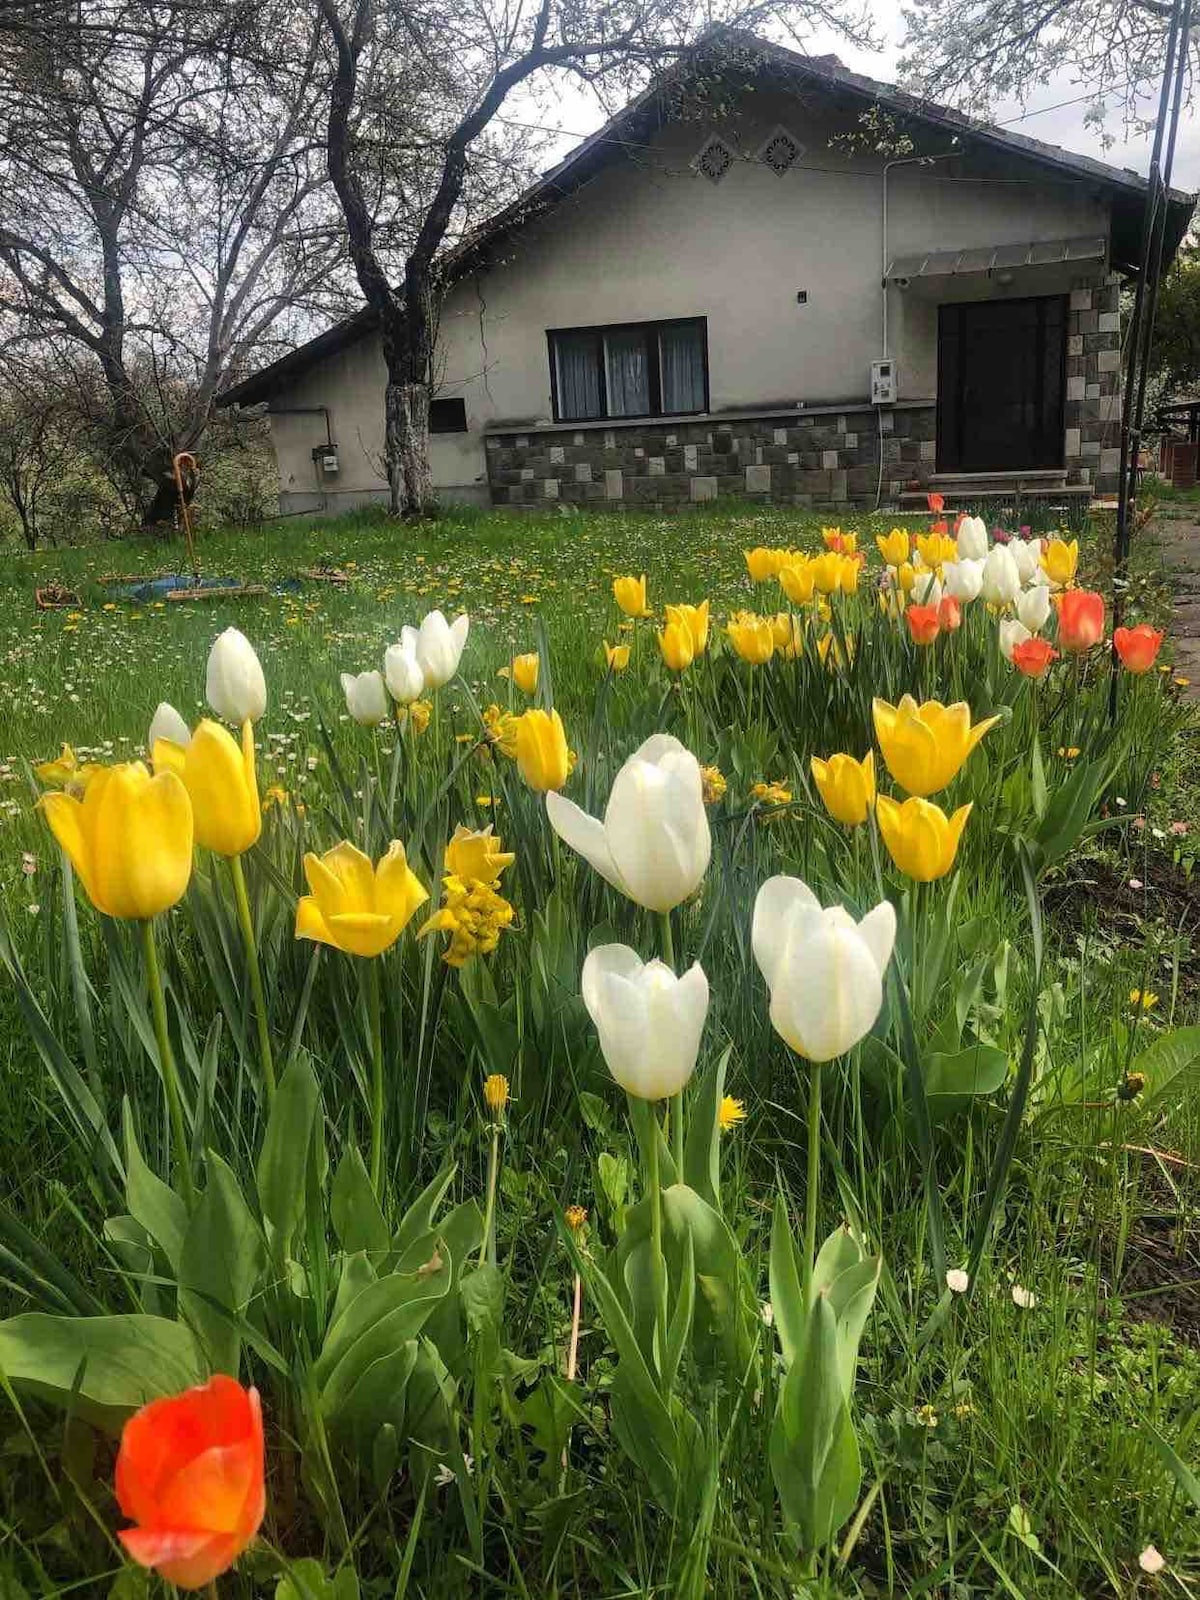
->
[603,640,631,672]
[821,527,858,555]
[508,653,539,695]
[1040,537,1078,588]
[876,795,972,881]
[810,551,844,595]
[40,761,193,919]
[443,822,514,886]
[872,696,1000,798]
[295,839,428,957]
[896,561,916,594]
[810,750,875,827]
[515,708,570,792]
[664,600,710,655]
[817,631,855,670]
[779,560,815,605]
[744,547,778,583]
[769,612,803,658]
[153,719,260,857]
[916,531,958,570]
[838,556,860,595]
[726,613,775,664]
[876,529,910,567]
[613,575,650,618]
[658,619,695,672]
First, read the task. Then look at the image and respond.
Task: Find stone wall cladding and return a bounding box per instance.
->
[485,406,937,510]
[1064,275,1122,496]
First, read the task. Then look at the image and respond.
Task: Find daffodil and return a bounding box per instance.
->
[295,840,428,957]
[876,795,972,881]
[153,719,260,858]
[811,750,875,827]
[35,744,101,793]
[872,696,999,798]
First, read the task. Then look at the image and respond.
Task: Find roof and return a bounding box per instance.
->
[218,32,1196,408]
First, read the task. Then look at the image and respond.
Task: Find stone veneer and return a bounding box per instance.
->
[1062,274,1123,496]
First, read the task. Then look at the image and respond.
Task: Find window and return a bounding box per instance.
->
[548,319,708,422]
[430,397,468,433]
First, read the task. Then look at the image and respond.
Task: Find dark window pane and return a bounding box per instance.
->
[604,330,650,416]
[660,323,705,413]
[554,333,602,419]
[430,397,467,433]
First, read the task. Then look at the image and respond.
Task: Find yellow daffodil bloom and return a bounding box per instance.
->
[153,719,260,858]
[40,761,193,920]
[779,559,815,606]
[420,875,515,966]
[1040,537,1078,588]
[700,764,727,805]
[810,750,876,827]
[505,653,539,695]
[35,743,104,794]
[603,640,631,672]
[613,575,651,618]
[877,528,910,567]
[744,547,778,582]
[876,795,972,881]
[482,703,520,757]
[514,708,570,792]
[726,613,775,664]
[872,696,1000,798]
[718,1095,746,1130]
[443,822,514,886]
[664,600,710,655]
[658,619,695,672]
[295,839,428,957]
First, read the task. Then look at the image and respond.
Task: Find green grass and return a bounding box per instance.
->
[0,502,1198,1597]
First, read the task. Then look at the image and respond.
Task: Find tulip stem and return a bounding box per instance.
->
[366,957,385,1194]
[229,853,275,1105]
[141,917,194,1208]
[803,1061,823,1307]
[658,911,684,1175]
[647,1102,668,1379]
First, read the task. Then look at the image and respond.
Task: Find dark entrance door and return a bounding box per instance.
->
[936,295,1067,472]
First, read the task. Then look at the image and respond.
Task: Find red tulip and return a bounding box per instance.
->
[927,492,944,513]
[116,1375,265,1591]
[1012,637,1058,679]
[1057,588,1105,653]
[1113,623,1164,674]
[906,604,941,646]
[938,595,962,632]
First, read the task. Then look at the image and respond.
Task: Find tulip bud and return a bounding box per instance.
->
[1009,539,1041,585]
[206,628,266,725]
[1113,623,1164,674]
[148,702,191,750]
[414,610,469,688]
[956,515,989,561]
[384,634,425,704]
[340,670,391,727]
[509,653,539,695]
[515,708,570,792]
[943,559,983,603]
[1057,589,1105,653]
[980,546,1020,606]
[581,944,709,1099]
[1015,585,1051,633]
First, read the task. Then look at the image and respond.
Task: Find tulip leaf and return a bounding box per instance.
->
[178,1151,266,1378]
[315,1253,452,1411]
[123,1100,188,1273]
[331,1144,390,1261]
[770,1292,861,1549]
[924,1042,1010,1119]
[257,1054,321,1254]
[683,1045,731,1212]
[769,1190,807,1371]
[1030,735,1048,821]
[0,1312,203,1430]
[1132,1027,1200,1114]
[394,1163,457,1255]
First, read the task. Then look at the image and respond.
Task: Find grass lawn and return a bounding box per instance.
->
[0,502,1198,1597]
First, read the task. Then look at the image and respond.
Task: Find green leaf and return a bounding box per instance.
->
[178,1152,266,1377]
[1134,1027,1200,1113]
[1145,1421,1200,1512]
[0,1313,202,1430]
[683,1045,731,1212]
[460,1264,504,1336]
[257,1055,321,1253]
[123,1101,188,1273]
[771,1292,862,1549]
[769,1190,806,1370]
[331,1144,389,1261]
[925,1041,1010,1120]
[1030,734,1047,821]
[315,1256,452,1413]
[394,1163,457,1255]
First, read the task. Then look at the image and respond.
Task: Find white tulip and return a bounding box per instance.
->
[998,618,1032,661]
[956,515,989,561]
[546,733,710,913]
[752,877,895,1062]
[1015,585,1051,633]
[148,701,190,749]
[943,559,984,603]
[341,669,391,726]
[1009,539,1040,585]
[206,627,266,724]
[414,610,469,689]
[910,568,942,607]
[980,545,1021,606]
[581,944,709,1100]
[384,633,425,703]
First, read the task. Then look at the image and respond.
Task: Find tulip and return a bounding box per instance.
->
[658,619,695,672]
[515,708,570,792]
[752,876,895,1060]
[1012,637,1058,678]
[664,600,710,656]
[743,547,776,583]
[810,551,844,595]
[148,702,191,750]
[444,822,514,885]
[340,669,391,726]
[546,732,710,912]
[153,719,260,858]
[506,653,540,695]
[1009,539,1041,586]
[956,515,989,561]
[613,574,651,616]
[906,604,940,646]
[770,612,803,658]
[40,762,193,919]
[943,559,984,603]
[115,1375,265,1591]
[810,750,875,827]
[206,628,266,725]
[999,618,1032,662]
[876,795,972,881]
[1058,588,1105,653]
[838,556,861,596]
[873,695,999,798]
[726,613,775,664]
[35,744,96,790]
[1114,623,1164,673]
[896,560,917,594]
[980,545,1020,606]
[603,640,631,672]
[938,595,962,632]
[295,839,428,957]
[779,559,816,605]
[927,491,945,513]
[1015,585,1051,633]
[917,531,957,570]
[414,609,469,688]
[1040,537,1078,588]
[384,634,425,703]
[910,568,942,607]
[877,528,910,567]
[581,945,709,1099]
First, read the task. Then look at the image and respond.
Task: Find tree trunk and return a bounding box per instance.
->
[387,380,432,517]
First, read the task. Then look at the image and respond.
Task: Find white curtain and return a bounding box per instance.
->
[556,334,601,420]
[660,324,705,413]
[605,331,650,416]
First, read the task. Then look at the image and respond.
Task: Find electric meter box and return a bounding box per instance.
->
[870,359,897,405]
[313,447,340,475]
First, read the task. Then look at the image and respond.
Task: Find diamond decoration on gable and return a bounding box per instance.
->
[758,127,804,176]
[694,135,736,184]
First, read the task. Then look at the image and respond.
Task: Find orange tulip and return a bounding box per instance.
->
[927,492,944,513]
[938,595,962,632]
[1058,588,1105,653]
[1113,624,1164,674]
[116,1375,265,1591]
[906,604,940,646]
[1012,637,1058,679]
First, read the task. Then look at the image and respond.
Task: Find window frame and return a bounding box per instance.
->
[546,316,709,424]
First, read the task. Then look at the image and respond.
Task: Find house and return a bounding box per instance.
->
[217,35,1196,513]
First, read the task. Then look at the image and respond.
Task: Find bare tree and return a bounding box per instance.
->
[0,366,74,548]
[312,2,874,517]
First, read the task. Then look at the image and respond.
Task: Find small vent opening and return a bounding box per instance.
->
[759,127,804,176]
[694,135,736,184]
